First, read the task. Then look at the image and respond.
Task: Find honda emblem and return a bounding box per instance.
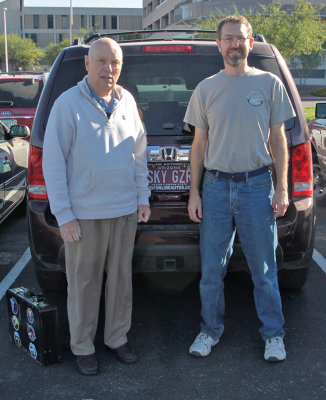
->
[161,147,177,161]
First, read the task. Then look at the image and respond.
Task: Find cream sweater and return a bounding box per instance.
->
[43,76,150,226]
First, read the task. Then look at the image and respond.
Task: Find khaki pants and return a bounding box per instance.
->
[64,213,138,355]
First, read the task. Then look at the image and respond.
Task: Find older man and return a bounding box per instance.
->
[43,38,150,375]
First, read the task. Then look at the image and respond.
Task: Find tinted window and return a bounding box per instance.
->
[120,53,294,135]
[44,50,295,134]
[0,79,43,108]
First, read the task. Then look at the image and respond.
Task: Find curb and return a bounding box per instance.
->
[301,97,326,101]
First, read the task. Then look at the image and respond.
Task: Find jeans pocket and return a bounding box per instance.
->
[247,171,272,188]
[203,171,214,185]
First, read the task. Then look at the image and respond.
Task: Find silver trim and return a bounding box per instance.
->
[0,116,33,119]
[6,170,25,184]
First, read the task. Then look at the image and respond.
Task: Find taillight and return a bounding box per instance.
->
[292,141,313,197]
[28,145,47,200]
[142,45,194,53]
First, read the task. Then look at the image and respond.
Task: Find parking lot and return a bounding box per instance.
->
[0,201,325,400]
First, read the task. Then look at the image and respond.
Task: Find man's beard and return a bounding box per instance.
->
[224,48,245,67]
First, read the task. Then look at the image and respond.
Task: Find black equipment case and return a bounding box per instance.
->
[6,287,61,365]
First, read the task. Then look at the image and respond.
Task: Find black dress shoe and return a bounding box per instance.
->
[107,342,138,364]
[76,353,98,375]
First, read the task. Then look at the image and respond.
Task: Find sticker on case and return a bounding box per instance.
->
[29,343,37,360]
[14,331,22,347]
[10,297,18,315]
[26,308,34,324]
[27,324,36,342]
[12,315,19,331]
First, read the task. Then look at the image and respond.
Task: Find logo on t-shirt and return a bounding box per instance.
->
[247,91,263,107]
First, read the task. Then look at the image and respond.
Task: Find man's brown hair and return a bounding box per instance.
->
[217,15,253,40]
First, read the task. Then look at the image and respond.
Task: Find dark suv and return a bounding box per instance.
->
[27,30,315,291]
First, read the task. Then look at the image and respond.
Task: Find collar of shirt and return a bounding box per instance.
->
[88,84,119,115]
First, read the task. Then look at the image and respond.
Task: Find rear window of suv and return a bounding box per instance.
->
[0,78,43,108]
[44,48,294,133]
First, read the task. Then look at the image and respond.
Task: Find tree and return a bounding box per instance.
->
[0,34,44,71]
[291,51,325,87]
[43,39,71,66]
[195,0,326,64]
[249,0,326,63]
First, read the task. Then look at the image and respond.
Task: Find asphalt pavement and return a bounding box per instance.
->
[0,205,326,400]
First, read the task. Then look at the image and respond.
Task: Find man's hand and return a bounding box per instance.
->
[138,205,151,223]
[188,191,203,223]
[59,219,81,242]
[272,188,289,218]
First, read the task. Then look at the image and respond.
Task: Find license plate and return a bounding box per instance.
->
[1,119,17,127]
[148,162,190,191]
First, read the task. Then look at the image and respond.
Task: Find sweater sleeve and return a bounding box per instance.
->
[42,95,76,226]
[133,112,151,206]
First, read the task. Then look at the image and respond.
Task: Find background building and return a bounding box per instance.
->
[143,0,326,29]
[0,0,142,48]
[143,0,326,86]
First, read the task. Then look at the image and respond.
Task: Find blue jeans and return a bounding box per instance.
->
[199,169,284,341]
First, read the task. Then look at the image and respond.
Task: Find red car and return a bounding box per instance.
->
[0,72,44,132]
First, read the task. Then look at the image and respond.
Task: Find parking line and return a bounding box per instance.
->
[0,247,31,301]
[313,249,326,274]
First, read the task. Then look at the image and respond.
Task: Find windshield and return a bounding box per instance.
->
[0,79,43,108]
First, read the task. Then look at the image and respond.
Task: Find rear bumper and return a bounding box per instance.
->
[28,198,316,274]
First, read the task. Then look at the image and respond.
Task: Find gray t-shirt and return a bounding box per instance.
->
[184,68,296,173]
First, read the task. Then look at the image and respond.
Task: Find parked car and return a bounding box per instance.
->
[0,72,44,132]
[309,102,326,204]
[0,120,29,223]
[27,30,315,291]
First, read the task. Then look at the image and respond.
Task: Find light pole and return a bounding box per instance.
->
[3,8,8,73]
[69,0,73,44]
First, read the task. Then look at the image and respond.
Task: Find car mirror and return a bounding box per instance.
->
[9,125,30,138]
[315,103,326,119]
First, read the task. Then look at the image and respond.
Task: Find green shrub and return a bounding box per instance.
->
[304,106,315,122]
[312,88,326,97]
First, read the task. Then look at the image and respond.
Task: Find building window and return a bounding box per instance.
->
[31,33,37,44]
[33,15,39,29]
[81,15,86,28]
[20,15,23,30]
[59,33,63,42]
[111,15,117,29]
[47,15,54,29]
[92,15,96,28]
[290,69,325,79]
[62,15,68,29]
[170,10,174,24]
[103,16,107,29]
[161,14,169,28]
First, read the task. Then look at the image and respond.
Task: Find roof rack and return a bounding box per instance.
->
[73,29,267,46]
[73,29,218,46]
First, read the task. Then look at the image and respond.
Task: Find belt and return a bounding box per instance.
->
[208,165,270,182]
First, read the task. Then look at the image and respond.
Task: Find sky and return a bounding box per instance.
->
[23,0,142,8]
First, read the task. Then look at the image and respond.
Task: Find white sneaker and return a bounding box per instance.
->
[189,332,219,357]
[264,336,286,361]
